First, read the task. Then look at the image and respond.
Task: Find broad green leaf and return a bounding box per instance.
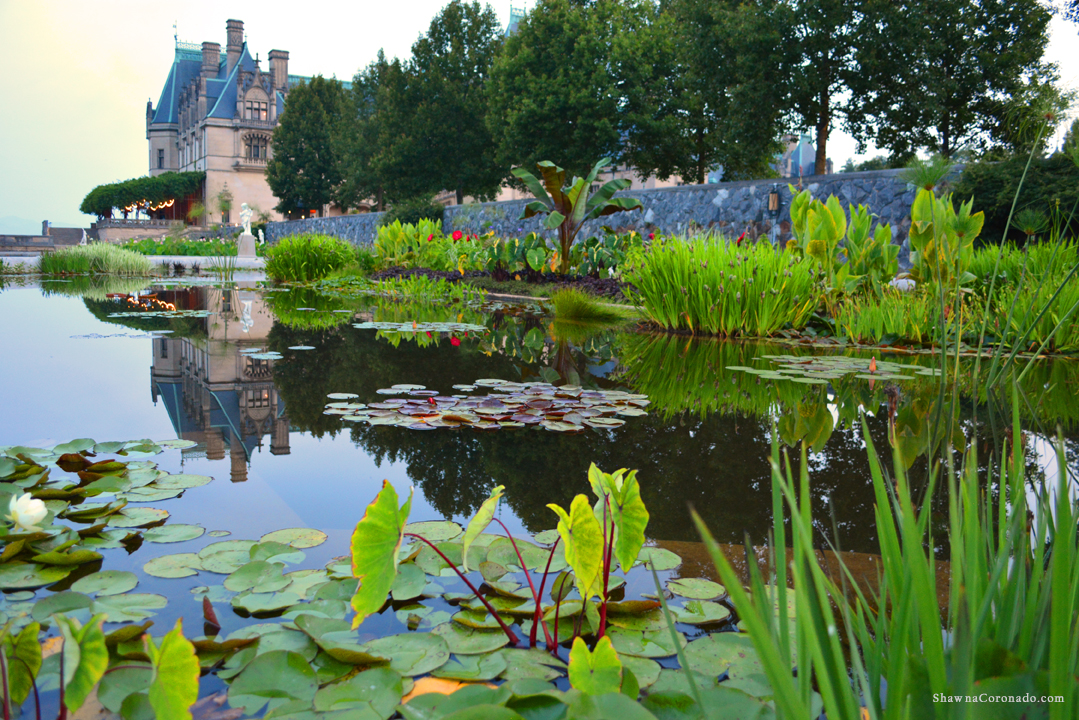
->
[461,485,504,573]
[97,665,152,713]
[312,666,404,716]
[432,653,508,682]
[568,636,622,695]
[56,613,109,714]
[668,578,726,600]
[147,619,200,720]
[363,632,449,676]
[261,528,328,549]
[547,495,603,602]
[4,621,42,707]
[227,650,318,716]
[607,468,649,573]
[350,481,413,628]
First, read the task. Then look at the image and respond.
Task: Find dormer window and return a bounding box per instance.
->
[245,101,268,121]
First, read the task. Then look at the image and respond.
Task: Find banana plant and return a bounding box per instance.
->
[513,158,643,274]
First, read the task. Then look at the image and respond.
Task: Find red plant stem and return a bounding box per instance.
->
[493,519,552,649]
[404,533,518,645]
[552,600,562,655]
[532,538,561,648]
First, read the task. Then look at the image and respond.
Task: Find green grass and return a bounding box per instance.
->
[624,236,823,336]
[547,288,627,323]
[39,243,153,275]
[264,233,357,282]
[832,289,943,345]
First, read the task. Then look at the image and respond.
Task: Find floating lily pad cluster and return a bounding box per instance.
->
[323,381,650,432]
[240,347,284,361]
[353,321,487,333]
[727,354,943,385]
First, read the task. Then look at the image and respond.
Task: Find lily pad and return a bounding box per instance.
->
[431,653,508,682]
[0,563,73,589]
[153,473,212,489]
[683,633,763,679]
[232,591,303,615]
[637,547,681,571]
[91,593,168,622]
[606,628,687,658]
[391,563,427,602]
[108,507,169,528]
[224,561,292,594]
[668,578,726,600]
[363,633,450,676]
[260,528,328,549]
[143,553,202,579]
[498,648,566,681]
[431,622,511,655]
[312,666,404,716]
[71,570,139,596]
[142,524,205,544]
[403,521,463,543]
[675,600,732,625]
[228,650,319,716]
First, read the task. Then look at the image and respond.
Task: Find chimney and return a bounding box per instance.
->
[201,41,220,77]
[226,19,244,74]
[42,221,50,236]
[268,50,289,91]
[270,415,291,455]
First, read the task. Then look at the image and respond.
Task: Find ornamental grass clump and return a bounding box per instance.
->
[832,289,942,345]
[39,243,153,275]
[548,288,626,323]
[624,235,822,336]
[264,233,356,282]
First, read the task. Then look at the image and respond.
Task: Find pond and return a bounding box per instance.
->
[0,274,1075,716]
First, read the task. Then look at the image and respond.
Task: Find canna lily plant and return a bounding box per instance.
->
[349,464,650,652]
[513,158,643,274]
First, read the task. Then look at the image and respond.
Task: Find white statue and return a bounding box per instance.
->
[258,229,265,244]
[240,203,253,236]
[241,299,254,333]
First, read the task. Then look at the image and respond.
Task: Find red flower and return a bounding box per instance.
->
[427,234,434,242]
[452,230,463,241]
[450,337,461,346]
[736,230,746,247]
[426,331,432,338]
[648,232,655,240]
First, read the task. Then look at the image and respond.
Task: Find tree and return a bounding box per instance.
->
[486,0,631,180]
[408,1,505,203]
[639,0,787,183]
[336,52,392,212]
[850,0,1057,159]
[266,76,349,216]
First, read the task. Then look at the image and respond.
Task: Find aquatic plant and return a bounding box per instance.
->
[264,233,357,282]
[832,289,944,345]
[119,236,246,256]
[38,243,153,276]
[624,236,821,336]
[513,158,643,274]
[265,286,357,330]
[548,288,627,323]
[698,398,1079,720]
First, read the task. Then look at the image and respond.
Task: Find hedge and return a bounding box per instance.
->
[80,172,205,219]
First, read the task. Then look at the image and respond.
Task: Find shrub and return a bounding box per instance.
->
[263,233,356,282]
[380,196,446,227]
[624,235,823,336]
[119,237,247,256]
[39,243,153,275]
[953,153,1079,244]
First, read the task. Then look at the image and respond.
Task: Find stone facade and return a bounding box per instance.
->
[267,168,923,263]
[147,20,294,224]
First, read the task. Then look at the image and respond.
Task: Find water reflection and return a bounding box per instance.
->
[6,279,1078,557]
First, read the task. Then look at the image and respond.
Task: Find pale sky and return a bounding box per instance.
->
[1,1,1078,234]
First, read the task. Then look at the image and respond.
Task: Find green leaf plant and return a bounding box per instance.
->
[513,158,643,274]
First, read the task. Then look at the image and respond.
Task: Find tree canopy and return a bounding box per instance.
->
[79,172,205,219]
[266,75,350,215]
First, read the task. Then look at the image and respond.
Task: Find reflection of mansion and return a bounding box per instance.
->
[146,19,297,222]
[149,285,291,481]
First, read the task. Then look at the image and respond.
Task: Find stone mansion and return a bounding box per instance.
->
[146,20,295,222]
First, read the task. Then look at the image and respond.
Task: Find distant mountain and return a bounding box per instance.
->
[0,216,87,235]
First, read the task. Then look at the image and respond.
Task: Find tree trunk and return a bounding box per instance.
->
[696,127,706,185]
[456,188,464,205]
[377,188,384,212]
[815,90,831,176]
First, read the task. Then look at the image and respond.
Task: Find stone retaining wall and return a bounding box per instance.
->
[267,168,934,262]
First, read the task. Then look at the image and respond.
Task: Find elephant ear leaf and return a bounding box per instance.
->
[146,619,200,720]
[548,495,604,602]
[350,481,413,628]
[4,621,42,708]
[609,469,649,573]
[56,614,109,715]
[461,485,504,573]
[568,636,622,695]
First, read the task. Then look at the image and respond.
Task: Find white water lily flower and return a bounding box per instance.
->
[7,493,47,532]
